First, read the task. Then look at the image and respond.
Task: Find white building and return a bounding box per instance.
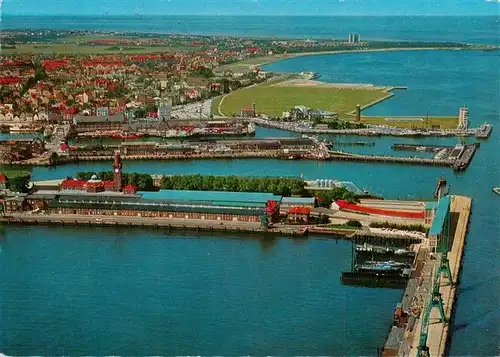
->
[458,105,469,130]
[156,98,172,120]
[96,107,109,117]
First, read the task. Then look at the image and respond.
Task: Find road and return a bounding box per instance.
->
[171,100,212,120]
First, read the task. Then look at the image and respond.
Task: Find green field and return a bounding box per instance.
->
[0,43,190,55]
[217,84,389,118]
[0,170,31,179]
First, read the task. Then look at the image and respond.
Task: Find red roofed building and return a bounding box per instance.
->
[240,103,256,118]
[287,206,312,223]
[59,152,124,194]
[123,185,137,194]
[0,173,8,189]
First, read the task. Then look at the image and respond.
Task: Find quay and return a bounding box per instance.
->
[0,214,427,246]
[381,195,472,357]
[248,118,493,139]
[409,196,472,357]
[329,141,376,147]
[328,152,453,168]
[15,148,476,171]
[392,143,454,152]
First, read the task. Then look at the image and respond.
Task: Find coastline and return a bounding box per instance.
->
[234,46,479,69]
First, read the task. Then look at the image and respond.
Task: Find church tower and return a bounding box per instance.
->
[113,152,123,191]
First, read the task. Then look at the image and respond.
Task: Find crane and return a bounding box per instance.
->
[416,255,448,356]
[416,176,454,356]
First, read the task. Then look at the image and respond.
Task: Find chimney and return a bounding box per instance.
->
[356,104,361,122]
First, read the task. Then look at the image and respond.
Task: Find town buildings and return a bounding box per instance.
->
[0,138,45,162]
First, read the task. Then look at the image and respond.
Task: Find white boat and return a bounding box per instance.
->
[493,187,500,195]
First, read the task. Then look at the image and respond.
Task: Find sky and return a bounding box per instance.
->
[2,0,499,16]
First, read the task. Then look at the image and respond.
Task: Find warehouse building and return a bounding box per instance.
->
[46,190,281,224]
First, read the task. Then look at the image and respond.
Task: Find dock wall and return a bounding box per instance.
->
[402,195,472,357]
[0,214,424,245]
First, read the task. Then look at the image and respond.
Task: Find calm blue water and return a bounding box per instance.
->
[263,49,500,119]
[2,15,499,44]
[0,227,400,355]
[0,48,499,356]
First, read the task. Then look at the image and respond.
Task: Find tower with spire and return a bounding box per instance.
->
[113,152,123,191]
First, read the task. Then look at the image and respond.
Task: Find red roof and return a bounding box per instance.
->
[104,181,116,187]
[0,173,8,182]
[60,179,86,188]
[288,206,312,214]
[335,200,424,219]
[242,106,254,111]
[123,184,137,193]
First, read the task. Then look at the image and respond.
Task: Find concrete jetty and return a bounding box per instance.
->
[248,117,493,139]
[381,195,472,357]
[408,195,471,357]
[0,213,427,246]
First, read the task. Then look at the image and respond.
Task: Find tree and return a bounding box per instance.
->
[346,220,362,228]
[7,176,29,193]
[50,152,59,165]
[318,214,330,224]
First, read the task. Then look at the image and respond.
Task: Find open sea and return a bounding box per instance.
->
[2,15,499,44]
[1,16,499,356]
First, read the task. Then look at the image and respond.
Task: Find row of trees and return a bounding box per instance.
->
[6,176,30,193]
[313,187,360,206]
[75,172,155,191]
[161,175,307,197]
[72,172,361,204]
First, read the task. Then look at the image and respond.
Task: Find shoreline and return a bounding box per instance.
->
[240,47,480,68]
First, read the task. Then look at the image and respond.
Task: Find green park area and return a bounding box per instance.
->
[0,35,195,55]
[216,83,389,118]
[1,43,181,55]
[215,81,459,129]
[0,170,31,179]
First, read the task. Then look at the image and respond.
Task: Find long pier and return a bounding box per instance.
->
[0,214,425,245]
[248,117,493,139]
[381,195,472,357]
[328,152,454,168]
[392,143,454,152]
[409,196,472,357]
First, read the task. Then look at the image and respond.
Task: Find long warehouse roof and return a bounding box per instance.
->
[429,195,451,236]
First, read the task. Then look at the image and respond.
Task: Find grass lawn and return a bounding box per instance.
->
[359,116,459,129]
[219,84,388,118]
[211,95,224,116]
[0,170,31,179]
[1,43,185,55]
